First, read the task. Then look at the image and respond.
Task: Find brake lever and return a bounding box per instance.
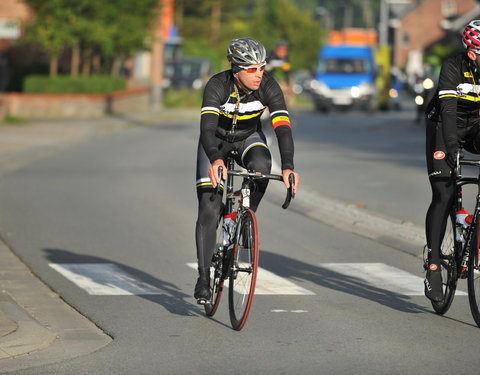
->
[210,166,223,201]
[282,173,295,209]
[456,150,464,178]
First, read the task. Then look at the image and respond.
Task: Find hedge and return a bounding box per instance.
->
[23,75,126,94]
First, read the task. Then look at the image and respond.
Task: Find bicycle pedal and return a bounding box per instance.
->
[196,298,208,305]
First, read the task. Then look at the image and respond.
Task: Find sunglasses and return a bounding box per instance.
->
[240,62,266,73]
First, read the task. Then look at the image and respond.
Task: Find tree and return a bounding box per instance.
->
[22,0,76,77]
[179,0,322,72]
[22,0,160,78]
[250,0,323,71]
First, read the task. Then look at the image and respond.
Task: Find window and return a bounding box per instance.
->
[442,0,457,18]
[402,32,410,48]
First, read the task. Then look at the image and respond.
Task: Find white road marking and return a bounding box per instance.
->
[187,263,315,295]
[49,263,164,295]
[320,262,467,296]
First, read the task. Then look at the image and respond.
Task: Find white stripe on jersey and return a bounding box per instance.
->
[221,100,265,114]
[201,106,220,113]
[440,83,477,97]
[270,110,289,117]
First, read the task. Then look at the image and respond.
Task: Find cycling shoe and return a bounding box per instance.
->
[424,264,443,302]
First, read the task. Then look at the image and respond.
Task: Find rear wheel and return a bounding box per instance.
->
[467,221,480,327]
[228,209,259,330]
[431,210,458,314]
[204,261,224,317]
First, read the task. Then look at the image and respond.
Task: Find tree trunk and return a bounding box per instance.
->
[71,45,80,77]
[49,57,58,78]
[210,1,221,45]
[82,51,91,76]
[111,58,120,77]
[92,55,101,76]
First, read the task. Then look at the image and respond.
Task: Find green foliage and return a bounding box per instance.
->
[180,0,323,72]
[22,0,77,59]
[163,88,203,108]
[22,0,160,73]
[1,115,29,125]
[428,44,461,64]
[251,0,322,70]
[23,75,126,94]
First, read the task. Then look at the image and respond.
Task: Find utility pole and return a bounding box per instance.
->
[151,0,174,111]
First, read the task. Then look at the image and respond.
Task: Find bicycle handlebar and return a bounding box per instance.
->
[210,166,295,209]
[455,151,480,182]
[226,169,295,209]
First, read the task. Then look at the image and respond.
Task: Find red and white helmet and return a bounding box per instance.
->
[463,20,480,52]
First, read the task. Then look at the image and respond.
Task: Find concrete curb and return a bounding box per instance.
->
[267,181,426,259]
[0,238,111,373]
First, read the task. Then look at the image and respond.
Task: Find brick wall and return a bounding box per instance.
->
[0,0,32,21]
[395,0,477,67]
[0,88,151,119]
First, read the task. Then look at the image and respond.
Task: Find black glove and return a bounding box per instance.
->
[445,147,458,169]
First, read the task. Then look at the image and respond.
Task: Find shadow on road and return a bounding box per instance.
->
[260,249,430,314]
[43,248,200,317]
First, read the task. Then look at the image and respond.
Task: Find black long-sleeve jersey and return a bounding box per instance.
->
[199,69,294,170]
[426,52,480,151]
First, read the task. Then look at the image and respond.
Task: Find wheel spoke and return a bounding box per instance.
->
[229,210,259,330]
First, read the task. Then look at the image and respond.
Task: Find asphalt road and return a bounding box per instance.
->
[1,104,480,374]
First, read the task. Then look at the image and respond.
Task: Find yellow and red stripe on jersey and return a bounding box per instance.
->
[271,115,291,130]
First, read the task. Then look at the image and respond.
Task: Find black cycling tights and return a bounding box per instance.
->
[195,146,271,268]
[425,177,456,264]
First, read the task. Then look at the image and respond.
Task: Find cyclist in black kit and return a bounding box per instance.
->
[425,20,480,302]
[194,37,300,302]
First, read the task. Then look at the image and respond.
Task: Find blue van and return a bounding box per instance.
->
[310,45,378,112]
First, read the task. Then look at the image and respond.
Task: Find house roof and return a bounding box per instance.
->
[440,4,480,33]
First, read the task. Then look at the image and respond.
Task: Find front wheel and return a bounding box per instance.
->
[431,210,458,314]
[467,221,480,327]
[204,215,226,317]
[228,209,259,330]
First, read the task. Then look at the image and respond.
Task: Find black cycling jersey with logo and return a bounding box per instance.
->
[426,53,480,150]
[199,70,294,170]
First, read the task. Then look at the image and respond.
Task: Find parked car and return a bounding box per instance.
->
[163,57,214,90]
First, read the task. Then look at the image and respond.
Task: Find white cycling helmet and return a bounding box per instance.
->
[227,38,266,66]
[463,20,480,52]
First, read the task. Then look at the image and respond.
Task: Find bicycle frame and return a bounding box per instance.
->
[217,152,293,263]
[204,151,294,329]
[456,157,480,273]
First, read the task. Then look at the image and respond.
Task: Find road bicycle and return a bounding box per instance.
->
[425,151,480,327]
[201,150,295,331]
